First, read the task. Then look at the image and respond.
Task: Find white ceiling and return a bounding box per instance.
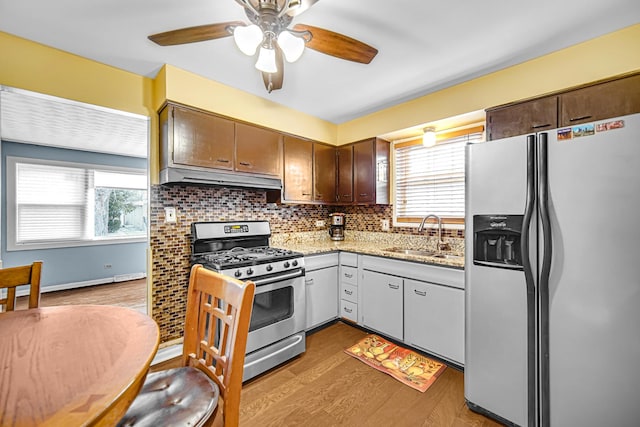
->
[0,0,638,125]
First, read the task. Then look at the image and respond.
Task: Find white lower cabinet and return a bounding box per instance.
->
[305,254,339,330]
[404,278,464,364]
[361,270,403,340]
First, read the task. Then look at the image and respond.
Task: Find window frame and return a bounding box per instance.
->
[6,156,148,251]
[392,125,484,229]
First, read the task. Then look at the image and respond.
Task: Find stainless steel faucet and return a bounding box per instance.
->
[418,214,450,251]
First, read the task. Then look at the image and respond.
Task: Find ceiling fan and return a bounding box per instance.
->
[148,0,378,92]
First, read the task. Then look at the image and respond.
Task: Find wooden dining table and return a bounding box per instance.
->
[0,305,159,426]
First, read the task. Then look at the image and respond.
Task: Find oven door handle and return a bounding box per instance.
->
[251,269,304,286]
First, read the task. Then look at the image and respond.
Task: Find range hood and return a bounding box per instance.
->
[159,167,282,190]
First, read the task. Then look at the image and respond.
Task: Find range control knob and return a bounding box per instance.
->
[292,260,298,267]
[266,265,273,272]
[246,268,254,276]
[234,270,242,278]
[283,261,290,268]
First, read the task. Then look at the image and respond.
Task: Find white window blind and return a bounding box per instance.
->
[394,130,483,222]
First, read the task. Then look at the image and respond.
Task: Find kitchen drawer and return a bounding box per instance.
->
[339,252,358,267]
[340,265,358,286]
[340,283,358,303]
[340,299,358,323]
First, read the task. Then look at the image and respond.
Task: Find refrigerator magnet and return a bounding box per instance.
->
[557,128,573,141]
[596,119,625,132]
[572,123,595,138]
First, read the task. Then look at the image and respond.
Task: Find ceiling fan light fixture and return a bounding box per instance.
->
[277,30,305,62]
[422,127,437,147]
[255,46,278,73]
[233,24,263,56]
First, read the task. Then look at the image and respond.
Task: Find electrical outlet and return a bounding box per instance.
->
[381,219,390,231]
[165,207,177,223]
[104,264,112,269]
[315,220,326,227]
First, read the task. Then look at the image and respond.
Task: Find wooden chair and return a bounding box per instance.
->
[0,261,42,312]
[118,264,256,427]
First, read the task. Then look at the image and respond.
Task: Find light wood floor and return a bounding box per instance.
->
[15,278,147,313]
[155,321,502,427]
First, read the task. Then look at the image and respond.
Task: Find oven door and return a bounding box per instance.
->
[245,268,306,354]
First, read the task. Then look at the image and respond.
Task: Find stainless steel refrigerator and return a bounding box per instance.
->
[464,113,640,427]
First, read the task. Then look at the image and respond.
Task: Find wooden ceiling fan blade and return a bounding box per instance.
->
[286,0,320,17]
[148,21,245,46]
[293,23,378,64]
[262,44,284,92]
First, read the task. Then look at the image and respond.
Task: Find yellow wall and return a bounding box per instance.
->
[337,23,640,144]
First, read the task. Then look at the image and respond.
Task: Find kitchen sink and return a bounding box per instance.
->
[383,247,437,257]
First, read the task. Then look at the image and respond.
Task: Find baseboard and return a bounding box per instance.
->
[15,272,147,297]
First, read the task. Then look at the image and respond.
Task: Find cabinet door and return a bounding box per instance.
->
[172,105,235,169]
[362,270,403,340]
[353,139,375,203]
[486,96,558,140]
[313,143,336,203]
[305,266,338,330]
[235,123,282,176]
[560,74,640,126]
[283,136,313,202]
[404,279,464,364]
[336,144,353,203]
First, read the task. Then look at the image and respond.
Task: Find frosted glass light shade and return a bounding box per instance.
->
[255,47,278,73]
[277,30,305,62]
[422,128,436,147]
[233,24,263,56]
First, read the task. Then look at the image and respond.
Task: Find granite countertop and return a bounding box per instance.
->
[271,231,465,269]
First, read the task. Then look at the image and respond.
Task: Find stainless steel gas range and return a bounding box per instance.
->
[191,220,306,381]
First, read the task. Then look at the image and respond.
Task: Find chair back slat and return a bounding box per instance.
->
[182,264,255,427]
[0,261,42,312]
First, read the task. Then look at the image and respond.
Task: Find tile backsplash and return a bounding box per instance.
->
[150,184,464,343]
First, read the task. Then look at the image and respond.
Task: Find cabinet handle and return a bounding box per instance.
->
[531,123,551,129]
[239,161,251,166]
[302,193,311,196]
[414,289,427,297]
[316,193,323,198]
[359,193,368,197]
[569,115,592,122]
[343,194,351,198]
[216,158,230,163]
[344,289,353,295]
[344,273,353,278]
[388,283,400,290]
[344,307,353,313]
[305,278,314,286]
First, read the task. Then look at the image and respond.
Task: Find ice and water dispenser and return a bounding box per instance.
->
[473,215,523,270]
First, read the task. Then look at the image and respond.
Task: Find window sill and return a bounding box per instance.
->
[7,236,147,251]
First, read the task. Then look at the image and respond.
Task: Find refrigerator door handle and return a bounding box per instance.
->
[521,134,537,427]
[538,132,552,427]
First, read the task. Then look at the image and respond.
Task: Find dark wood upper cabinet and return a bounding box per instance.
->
[559,74,640,126]
[235,123,282,176]
[353,138,390,205]
[487,72,640,140]
[162,103,235,169]
[336,144,353,203]
[486,96,558,141]
[314,142,337,203]
[282,135,313,202]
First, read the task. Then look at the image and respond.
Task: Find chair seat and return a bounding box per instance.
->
[118,367,220,427]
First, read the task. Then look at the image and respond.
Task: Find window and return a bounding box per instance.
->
[393,127,484,226]
[7,157,147,250]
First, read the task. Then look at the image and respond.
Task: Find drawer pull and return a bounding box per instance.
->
[239,161,251,166]
[344,273,353,279]
[344,289,353,295]
[359,193,368,197]
[531,123,551,129]
[388,283,400,290]
[305,278,314,286]
[216,158,230,163]
[569,115,592,122]
[302,193,311,196]
[414,289,427,297]
[344,307,353,314]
